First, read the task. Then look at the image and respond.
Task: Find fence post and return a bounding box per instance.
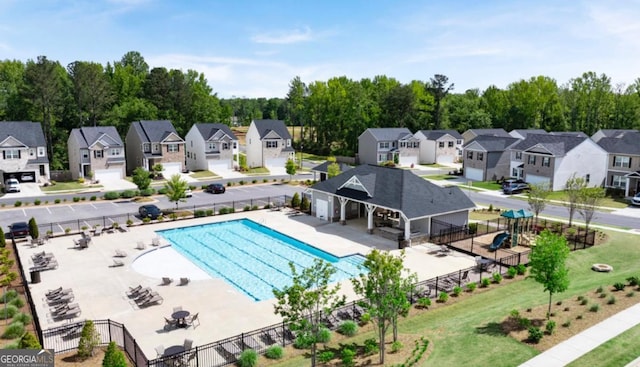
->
[281,322,286,347]
[470,237,474,253]
[77,219,81,231]
[241,332,245,350]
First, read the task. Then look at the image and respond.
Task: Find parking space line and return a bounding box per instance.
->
[67,205,75,212]
[90,203,97,209]
[46,207,52,214]
[22,208,26,217]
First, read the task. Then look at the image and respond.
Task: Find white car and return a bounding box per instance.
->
[4,178,20,193]
[183,188,192,198]
[631,193,640,206]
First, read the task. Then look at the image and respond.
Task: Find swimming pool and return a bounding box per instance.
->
[158,219,365,301]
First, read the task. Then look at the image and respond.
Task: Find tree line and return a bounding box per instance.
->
[2,50,640,169]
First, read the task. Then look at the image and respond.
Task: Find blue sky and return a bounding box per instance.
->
[1,0,639,98]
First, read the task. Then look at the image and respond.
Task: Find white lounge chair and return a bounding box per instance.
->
[114,249,127,257]
[136,241,146,250]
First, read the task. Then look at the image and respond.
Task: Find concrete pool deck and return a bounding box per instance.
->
[18,210,475,358]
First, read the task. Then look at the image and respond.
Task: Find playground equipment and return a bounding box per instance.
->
[499,209,535,248]
[489,232,510,251]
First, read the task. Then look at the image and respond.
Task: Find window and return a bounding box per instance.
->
[515,152,522,160]
[528,155,536,165]
[457,139,462,145]
[512,168,518,177]
[29,149,35,157]
[438,142,445,148]
[400,141,407,148]
[477,152,484,161]
[233,142,237,149]
[94,150,103,158]
[4,149,20,159]
[266,141,278,148]
[167,144,179,153]
[223,143,229,150]
[379,142,389,149]
[448,141,454,148]
[38,147,46,157]
[143,143,151,153]
[612,175,626,188]
[111,148,121,156]
[466,151,473,159]
[207,142,216,151]
[82,150,89,159]
[413,141,419,148]
[287,139,291,147]
[613,156,631,168]
[378,154,386,162]
[542,157,550,167]
[187,152,190,159]
[585,174,590,184]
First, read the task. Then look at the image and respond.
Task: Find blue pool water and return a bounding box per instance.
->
[158,219,366,301]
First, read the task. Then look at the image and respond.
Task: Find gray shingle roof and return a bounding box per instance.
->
[597,132,640,155]
[464,135,520,151]
[466,128,510,137]
[310,164,475,219]
[194,123,237,140]
[512,133,586,156]
[252,120,292,140]
[593,129,638,140]
[509,129,547,138]
[548,131,588,138]
[362,128,414,141]
[70,126,123,148]
[130,120,182,143]
[418,129,463,140]
[0,121,46,147]
[311,161,353,174]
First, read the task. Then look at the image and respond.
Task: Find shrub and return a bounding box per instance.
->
[438,292,449,303]
[564,307,571,312]
[103,192,120,200]
[34,199,41,206]
[65,228,71,234]
[73,197,80,202]
[300,196,310,211]
[140,188,155,196]
[608,296,616,305]
[120,190,136,198]
[481,277,491,288]
[452,286,462,296]
[488,204,494,211]
[589,304,600,312]
[599,292,607,299]
[577,314,583,320]
[102,341,127,367]
[596,285,604,293]
[467,222,478,234]
[318,350,335,363]
[507,266,518,278]
[516,264,527,275]
[2,321,24,339]
[492,272,503,284]
[194,210,206,218]
[14,201,22,207]
[126,219,133,226]
[238,180,245,185]
[77,320,100,358]
[509,309,520,320]
[416,297,431,309]
[293,334,312,349]
[317,327,331,343]
[205,209,214,216]
[142,218,151,224]
[252,179,257,184]
[237,349,258,367]
[627,291,635,298]
[0,305,18,319]
[8,297,24,309]
[1,290,18,303]
[90,196,97,201]
[577,295,584,301]
[0,228,4,248]
[341,345,356,367]
[338,320,358,336]
[12,312,31,325]
[243,205,251,211]
[17,332,41,349]
[613,282,626,291]
[391,340,403,353]
[562,319,572,328]
[580,298,589,305]
[363,338,379,356]
[157,188,168,195]
[518,317,531,329]
[264,345,284,359]
[360,312,371,325]
[627,276,640,286]
[528,327,543,343]
[545,320,556,335]
[263,179,269,183]
[291,193,301,208]
[54,198,61,204]
[466,282,477,292]
[556,300,563,306]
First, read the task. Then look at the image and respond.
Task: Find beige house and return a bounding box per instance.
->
[125,120,185,177]
[245,120,294,169]
[68,126,125,181]
[358,128,419,167]
[0,121,50,184]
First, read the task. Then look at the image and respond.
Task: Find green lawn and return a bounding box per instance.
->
[422,174,459,181]
[420,163,448,168]
[189,170,217,178]
[245,167,270,175]
[301,152,328,162]
[567,323,640,367]
[271,231,640,366]
[472,181,502,190]
[546,191,629,209]
[41,182,99,192]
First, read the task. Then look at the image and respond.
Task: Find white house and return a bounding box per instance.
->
[185,123,238,173]
[68,126,125,181]
[415,129,463,164]
[245,119,294,169]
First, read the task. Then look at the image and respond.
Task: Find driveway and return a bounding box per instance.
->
[2,183,42,198]
[99,179,138,191]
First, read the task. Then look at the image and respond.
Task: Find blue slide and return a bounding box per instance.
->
[490,232,510,251]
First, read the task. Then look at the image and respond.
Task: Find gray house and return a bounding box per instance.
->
[358,128,420,167]
[0,121,50,184]
[308,164,475,241]
[125,120,185,176]
[463,135,520,181]
[461,128,510,144]
[591,129,638,143]
[68,126,125,181]
[596,131,640,196]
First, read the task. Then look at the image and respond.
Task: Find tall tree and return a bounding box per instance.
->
[273,259,345,367]
[565,72,614,135]
[427,74,454,129]
[67,61,113,126]
[527,183,551,222]
[577,186,605,231]
[528,230,570,318]
[352,249,417,365]
[565,174,587,227]
[286,76,308,143]
[0,59,27,120]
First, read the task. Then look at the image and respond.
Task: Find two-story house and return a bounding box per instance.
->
[461,128,510,144]
[511,134,607,191]
[125,120,185,177]
[463,135,520,181]
[358,128,419,167]
[414,129,463,164]
[0,121,50,184]
[591,129,639,143]
[508,129,547,139]
[245,120,294,170]
[596,131,640,196]
[68,126,125,181]
[185,123,239,173]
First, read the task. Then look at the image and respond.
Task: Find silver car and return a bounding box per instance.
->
[631,193,640,206]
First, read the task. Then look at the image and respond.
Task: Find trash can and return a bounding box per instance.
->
[30,270,41,284]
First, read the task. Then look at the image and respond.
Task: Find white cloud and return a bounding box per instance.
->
[251,27,313,44]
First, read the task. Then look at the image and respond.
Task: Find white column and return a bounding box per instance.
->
[625,177,630,197]
[401,213,411,247]
[338,197,348,225]
[365,204,376,234]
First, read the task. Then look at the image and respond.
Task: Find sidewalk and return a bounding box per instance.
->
[519,302,640,367]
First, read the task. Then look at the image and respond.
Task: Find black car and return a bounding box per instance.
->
[138,204,162,219]
[503,183,530,195]
[8,222,30,239]
[205,183,226,194]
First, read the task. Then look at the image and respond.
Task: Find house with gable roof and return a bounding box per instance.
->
[185,123,239,173]
[596,130,640,196]
[511,133,607,191]
[125,120,185,177]
[508,129,547,140]
[591,129,639,143]
[463,135,520,182]
[461,128,510,144]
[68,126,125,181]
[414,129,463,164]
[245,119,294,170]
[308,164,475,241]
[0,121,50,184]
[358,128,420,167]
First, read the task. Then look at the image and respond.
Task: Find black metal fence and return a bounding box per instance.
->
[10,237,43,345]
[429,217,509,245]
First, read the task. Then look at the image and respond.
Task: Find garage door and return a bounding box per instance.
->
[399,155,418,167]
[208,162,231,173]
[315,199,328,220]
[265,158,286,169]
[465,167,483,181]
[94,169,123,181]
[162,163,182,177]
[526,174,551,186]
